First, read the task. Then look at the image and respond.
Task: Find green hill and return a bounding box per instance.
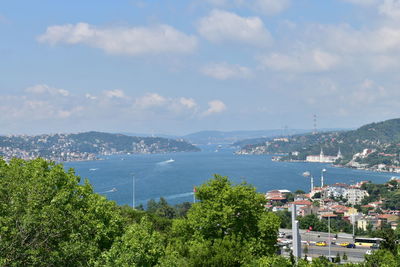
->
[236,118,400,171]
[0,131,200,162]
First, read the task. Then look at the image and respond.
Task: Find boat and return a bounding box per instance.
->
[165,158,175,163]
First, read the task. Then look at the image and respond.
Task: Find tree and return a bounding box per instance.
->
[335,252,341,263]
[174,202,192,218]
[313,192,321,199]
[169,175,280,265]
[0,158,125,266]
[275,210,291,228]
[372,228,398,255]
[98,217,165,266]
[147,197,176,219]
[364,249,397,267]
[343,252,348,261]
[298,214,328,232]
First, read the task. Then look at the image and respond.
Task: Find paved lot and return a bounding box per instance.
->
[279,228,371,263]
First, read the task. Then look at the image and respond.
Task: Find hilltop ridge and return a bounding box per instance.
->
[236,118,400,172]
[0,131,200,162]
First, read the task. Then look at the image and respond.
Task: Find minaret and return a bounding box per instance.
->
[337,148,343,159]
[321,169,327,188]
[320,148,324,161]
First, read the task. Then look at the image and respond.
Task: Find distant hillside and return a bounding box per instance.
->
[183,129,312,145]
[232,128,349,147]
[0,131,200,162]
[236,118,400,172]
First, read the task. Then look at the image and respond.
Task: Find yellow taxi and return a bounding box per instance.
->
[339,242,350,247]
[316,241,327,247]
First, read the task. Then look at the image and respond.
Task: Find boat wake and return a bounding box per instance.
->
[164,192,193,200]
[157,159,175,165]
[99,187,117,194]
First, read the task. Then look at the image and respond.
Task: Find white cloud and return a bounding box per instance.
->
[134,93,167,109]
[254,0,290,15]
[263,23,400,73]
[104,89,126,99]
[201,62,252,80]
[260,50,339,73]
[379,0,400,19]
[85,93,97,100]
[38,22,197,55]
[134,94,199,115]
[197,10,272,45]
[25,84,70,96]
[202,100,227,116]
[179,97,197,109]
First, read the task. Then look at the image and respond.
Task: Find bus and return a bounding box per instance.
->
[354,237,384,247]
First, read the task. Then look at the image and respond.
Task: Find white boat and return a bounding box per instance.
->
[165,158,175,163]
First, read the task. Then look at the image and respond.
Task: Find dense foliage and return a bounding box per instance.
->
[0,159,280,266]
[2,158,400,266]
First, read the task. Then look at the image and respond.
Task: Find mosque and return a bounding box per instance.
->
[306,148,343,163]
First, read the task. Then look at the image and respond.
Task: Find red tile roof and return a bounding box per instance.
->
[291,200,312,206]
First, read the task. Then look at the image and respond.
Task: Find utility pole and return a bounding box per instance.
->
[352,213,355,241]
[132,175,135,209]
[328,216,331,260]
[292,204,302,260]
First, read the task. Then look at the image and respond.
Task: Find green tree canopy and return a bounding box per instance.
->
[169,175,280,266]
[0,158,125,266]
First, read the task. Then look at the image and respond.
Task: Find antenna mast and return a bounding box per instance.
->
[312,114,317,135]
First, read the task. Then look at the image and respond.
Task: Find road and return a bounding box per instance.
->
[278,229,371,263]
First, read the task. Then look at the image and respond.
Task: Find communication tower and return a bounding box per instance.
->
[312,114,317,135]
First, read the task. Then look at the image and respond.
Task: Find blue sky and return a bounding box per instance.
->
[1,0,400,135]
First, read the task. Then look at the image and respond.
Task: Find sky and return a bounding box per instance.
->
[1,0,400,135]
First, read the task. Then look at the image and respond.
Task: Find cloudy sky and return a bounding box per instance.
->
[1,0,400,135]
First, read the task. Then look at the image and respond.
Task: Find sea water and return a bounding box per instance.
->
[64,145,393,207]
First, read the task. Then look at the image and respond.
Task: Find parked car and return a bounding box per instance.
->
[278,232,286,238]
[346,243,356,248]
[316,241,327,247]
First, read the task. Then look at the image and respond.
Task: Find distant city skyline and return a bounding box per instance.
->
[1,0,400,135]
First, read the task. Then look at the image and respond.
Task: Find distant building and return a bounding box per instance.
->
[290,200,313,215]
[343,188,369,205]
[322,183,349,199]
[306,148,343,163]
[265,190,290,203]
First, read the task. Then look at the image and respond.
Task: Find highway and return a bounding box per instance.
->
[278,229,371,263]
